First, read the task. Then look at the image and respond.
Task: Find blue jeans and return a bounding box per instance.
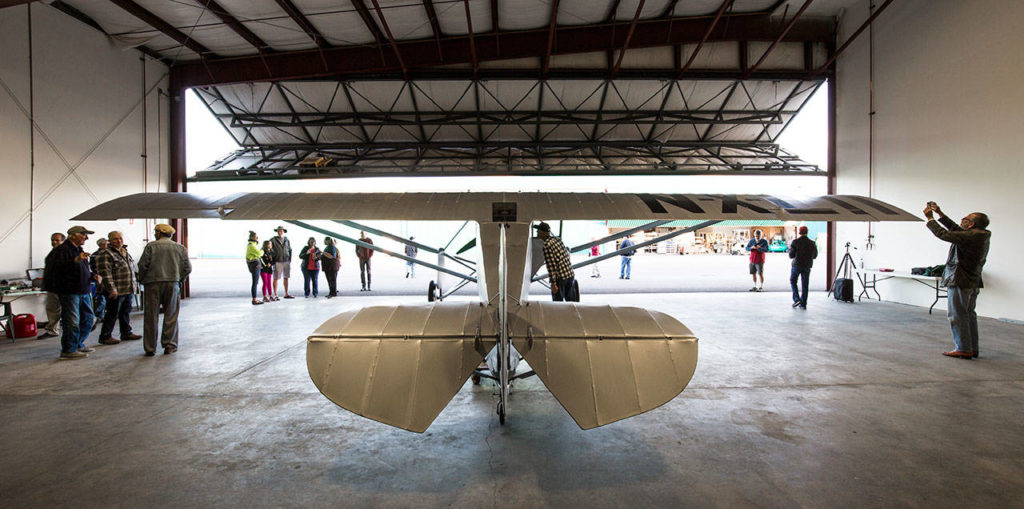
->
[620,257,632,278]
[58,293,94,353]
[790,265,812,307]
[947,286,980,353]
[302,268,320,296]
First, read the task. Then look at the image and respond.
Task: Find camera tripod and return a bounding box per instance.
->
[828,242,860,300]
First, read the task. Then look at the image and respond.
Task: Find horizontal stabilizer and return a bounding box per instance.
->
[509,303,698,429]
[307,303,496,433]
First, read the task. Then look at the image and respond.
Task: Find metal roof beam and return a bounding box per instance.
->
[743,0,814,79]
[108,0,215,58]
[193,0,268,52]
[171,11,833,87]
[680,0,733,76]
[609,0,645,78]
[421,0,444,60]
[369,0,408,76]
[273,0,327,48]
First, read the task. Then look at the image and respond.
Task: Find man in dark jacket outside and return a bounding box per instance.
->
[356,231,374,291]
[46,226,99,359]
[924,202,990,359]
[788,226,818,309]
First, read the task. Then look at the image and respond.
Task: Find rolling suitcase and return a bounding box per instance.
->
[832,278,854,302]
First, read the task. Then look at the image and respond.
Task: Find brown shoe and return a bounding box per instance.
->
[942,350,973,359]
[98,337,121,345]
[972,351,979,358]
[122,333,142,341]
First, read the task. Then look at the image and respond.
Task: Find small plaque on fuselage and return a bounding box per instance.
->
[492,202,517,222]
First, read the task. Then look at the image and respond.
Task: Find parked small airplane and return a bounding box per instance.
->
[76,192,917,432]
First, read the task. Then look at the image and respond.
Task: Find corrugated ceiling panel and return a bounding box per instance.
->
[305,9,377,45]
[436,0,492,35]
[612,0,672,21]
[618,46,675,69]
[559,0,611,25]
[412,81,476,111]
[477,81,541,111]
[369,2,435,40]
[748,41,806,70]
[279,82,343,113]
[548,51,606,69]
[543,80,606,110]
[499,0,553,30]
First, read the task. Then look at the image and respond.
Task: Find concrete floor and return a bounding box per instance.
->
[1,291,1022,507]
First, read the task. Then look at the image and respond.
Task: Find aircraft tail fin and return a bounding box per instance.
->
[510,303,698,430]
[307,303,496,433]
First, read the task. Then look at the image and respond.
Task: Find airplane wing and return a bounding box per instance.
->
[74,192,919,222]
[509,303,698,429]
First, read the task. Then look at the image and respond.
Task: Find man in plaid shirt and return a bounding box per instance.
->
[93,231,142,345]
[534,222,576,302]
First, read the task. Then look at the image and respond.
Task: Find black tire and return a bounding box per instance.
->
[497,402,505,425]
[471,373,481,385]
[427,280,437,302]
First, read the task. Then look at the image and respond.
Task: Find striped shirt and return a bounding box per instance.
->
[542,236,574,281]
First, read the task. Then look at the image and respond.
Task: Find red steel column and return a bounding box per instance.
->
[169,69,190,297]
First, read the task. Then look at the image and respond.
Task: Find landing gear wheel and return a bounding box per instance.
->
[427,280,438,302]
[497,401,506,425]
[471,373,481,385]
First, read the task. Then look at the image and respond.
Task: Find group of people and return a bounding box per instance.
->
[42,223,191,360]
[245,227,392,303]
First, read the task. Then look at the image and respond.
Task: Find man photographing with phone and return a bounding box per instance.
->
[923,201,991,360]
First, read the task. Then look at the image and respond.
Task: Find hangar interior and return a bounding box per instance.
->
[0,0,1022,506]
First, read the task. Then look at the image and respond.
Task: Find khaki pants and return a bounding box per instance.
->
[44,292,61,334]
[143,282,180,353]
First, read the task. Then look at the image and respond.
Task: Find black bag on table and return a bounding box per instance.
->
[832,278,854,302]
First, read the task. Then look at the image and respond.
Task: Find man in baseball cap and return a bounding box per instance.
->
[67,226,95,236]
[534,222,576,301]
[51,226,99,359]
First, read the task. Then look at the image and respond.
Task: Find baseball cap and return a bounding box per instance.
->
[798,226,809,234]
[532,222,551,232]
[67,226,95,235]
[154,223,176,235]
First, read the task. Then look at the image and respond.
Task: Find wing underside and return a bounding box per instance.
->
[74,192,919,223]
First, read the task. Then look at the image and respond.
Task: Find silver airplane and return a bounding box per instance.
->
[76,192,918,432]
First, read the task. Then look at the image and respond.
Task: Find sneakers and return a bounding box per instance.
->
[59,351,88,360]
[122,333,142,341]
[79,346,96,353]
[164,346,177,355]
[792,301,800,308]
[99,337,121,345]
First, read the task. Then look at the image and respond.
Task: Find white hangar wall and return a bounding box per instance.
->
[0,3,169,282]
[835,0,1024,321]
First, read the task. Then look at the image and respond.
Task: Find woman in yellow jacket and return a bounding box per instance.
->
[245,231,264,305]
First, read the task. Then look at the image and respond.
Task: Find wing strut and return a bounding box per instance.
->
[534,220,721,282]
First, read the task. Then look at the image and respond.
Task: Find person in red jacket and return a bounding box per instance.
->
[356,231,374,291]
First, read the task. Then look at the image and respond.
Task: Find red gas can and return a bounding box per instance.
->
[11,314,37,339]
